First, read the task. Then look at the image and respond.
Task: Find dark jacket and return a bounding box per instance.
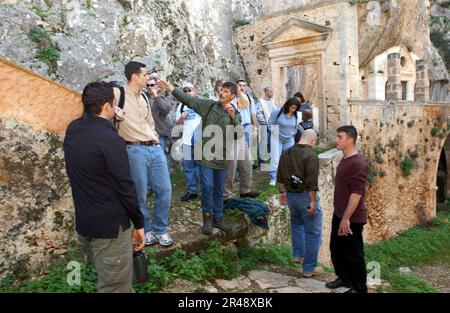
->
[276,144,319,193]
[63,114,144,238]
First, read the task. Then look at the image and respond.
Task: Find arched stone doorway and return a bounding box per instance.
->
[436,134,450,209]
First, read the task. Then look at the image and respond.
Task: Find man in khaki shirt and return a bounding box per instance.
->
[114,61,173,247]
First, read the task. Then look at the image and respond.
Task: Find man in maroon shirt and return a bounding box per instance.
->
[325,125,368,293]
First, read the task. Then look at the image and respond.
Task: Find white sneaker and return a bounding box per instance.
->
[145,231,157,246]
[269,179,276,186]
[156,233,174,246]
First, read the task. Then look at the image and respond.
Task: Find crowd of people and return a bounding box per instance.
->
[63,61,368,294]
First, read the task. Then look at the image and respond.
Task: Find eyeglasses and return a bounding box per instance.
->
[183,88,192,93]
[147,84,156,88]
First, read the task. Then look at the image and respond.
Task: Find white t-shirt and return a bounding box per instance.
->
[175,103,202,146]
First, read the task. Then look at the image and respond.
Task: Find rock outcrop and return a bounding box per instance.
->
[0,0,263,93]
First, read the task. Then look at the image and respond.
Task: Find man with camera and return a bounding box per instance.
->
[147,73,173,153]
[277,129,323,278]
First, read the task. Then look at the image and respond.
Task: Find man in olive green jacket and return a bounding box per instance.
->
[158,79,242,234]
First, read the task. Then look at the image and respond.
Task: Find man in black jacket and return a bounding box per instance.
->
[64,81,145,293]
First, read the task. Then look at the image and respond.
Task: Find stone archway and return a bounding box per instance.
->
[437,134,450,207]
[262,18,332,138]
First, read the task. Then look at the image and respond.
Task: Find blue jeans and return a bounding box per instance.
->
[126,144,172,235]
[159,136,169,153]
[268,136,295,180]
[182,144,199,194]
[286,192,323,273]
[198,164,227,219]
[243,123,251,146]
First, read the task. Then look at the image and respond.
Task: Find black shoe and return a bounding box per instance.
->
[344,288,360,293]
[325,278,352,289]
[202,213,213,235]
[240,191,261,198]
[181,192,197,202]
[212,217,232,232]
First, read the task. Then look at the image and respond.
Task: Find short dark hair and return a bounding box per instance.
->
[337,125,358,144]
[214,79,225,94]
[125,61,146,81]
[302,109,312,121]
[236,79,246,84]
[222,81,238,95]
[81,82,114,115]
[293,92,305,103]
[282,97,301,114]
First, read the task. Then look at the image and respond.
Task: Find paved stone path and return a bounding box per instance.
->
[161,265,381,293]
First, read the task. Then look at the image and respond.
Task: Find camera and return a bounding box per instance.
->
[115,106,125,120]
[290,175,304,189]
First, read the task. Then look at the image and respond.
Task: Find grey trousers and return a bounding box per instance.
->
[79,226,134,293]
[224,136,253,198]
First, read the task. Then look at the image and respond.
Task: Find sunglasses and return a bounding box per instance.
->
[147,83,156,88]
[183,88,192,93]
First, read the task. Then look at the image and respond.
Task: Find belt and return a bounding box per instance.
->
[125,140,159,146]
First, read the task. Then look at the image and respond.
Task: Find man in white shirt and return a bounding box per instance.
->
[175,83,202,202]
[255,86,276,168]
[224,80,261,199]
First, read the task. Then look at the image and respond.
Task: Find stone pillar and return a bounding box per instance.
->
[367,72,386,100]
[386,53,402,100]
[415,59,430,101]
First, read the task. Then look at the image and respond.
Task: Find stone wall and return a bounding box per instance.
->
[248,149,343,267]
[0,57,80,279]
[349,100,450,242]
[0,57,82,133]
[233,0,360,140]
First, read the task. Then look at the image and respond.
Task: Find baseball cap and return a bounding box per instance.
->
[182,82,194,90]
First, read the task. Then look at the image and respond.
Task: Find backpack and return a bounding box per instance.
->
[112,85,150,129]
[274,109,305,142]
[275,108,298,124]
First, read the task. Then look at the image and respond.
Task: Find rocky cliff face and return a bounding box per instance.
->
[357,0,449,100]
[0,0,263,94]
[1,0,447,96]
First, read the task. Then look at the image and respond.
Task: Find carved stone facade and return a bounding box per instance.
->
[233,0,441,141]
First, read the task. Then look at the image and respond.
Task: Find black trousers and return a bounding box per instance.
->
[330,215,368,293]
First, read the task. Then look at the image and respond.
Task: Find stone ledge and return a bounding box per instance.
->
[319,148,342,167]
[148,215,249,260]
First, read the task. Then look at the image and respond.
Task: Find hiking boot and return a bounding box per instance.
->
[240,191,261,198]
[212,217,231,232]
[202,213,213,235]
[303,267,323,278]
[181,192,197,202]
[325,278,352,289]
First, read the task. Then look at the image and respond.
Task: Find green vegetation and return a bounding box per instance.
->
[43,0,53,8]
[256,184,279,202]
[0,241,299,293]
[32,5,50,19]
[27,26,60,75]
[430,15,450,70]
[313,145,334,155]
[400,156,414,177]
[365,209,450,292]
[232,19,250,29]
